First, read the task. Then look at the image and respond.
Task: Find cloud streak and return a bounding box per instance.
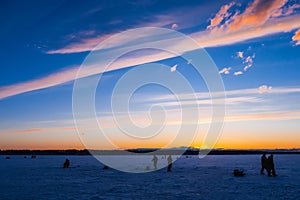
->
[47,34,112,54]
[0,66,79,99]
[139,86,300,103]
[1,1,300,99]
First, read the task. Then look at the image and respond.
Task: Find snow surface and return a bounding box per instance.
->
[0,155,299,199]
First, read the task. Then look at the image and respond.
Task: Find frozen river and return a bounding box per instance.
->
[0,154,299,199]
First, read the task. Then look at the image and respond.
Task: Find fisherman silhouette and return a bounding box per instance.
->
[260,154,267,175]
[268,154,277,177]
[103,165,109,170]
[152,155,158,170]
[167,155,172,172]
[63,159,70,168]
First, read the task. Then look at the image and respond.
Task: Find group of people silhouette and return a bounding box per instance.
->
[152,155,173,172]
[63,154,278,175]
[261,154,277,177]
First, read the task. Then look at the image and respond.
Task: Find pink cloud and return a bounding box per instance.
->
[292,29,300,45]
[228,0,288,31]
[207,2,235,30]
[258,85,272,94]
[47,34,112,54]
[272,4,300,17]
[194,14,300,48]
[237,51,244,59]
[171,23,178,29]
[225,111,300,122]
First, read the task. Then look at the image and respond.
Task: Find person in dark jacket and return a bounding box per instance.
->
[267,154,277,177]
[167,155,172,172]
[63,159,70,168]
[152,155,158,170]
[260,154,267,174]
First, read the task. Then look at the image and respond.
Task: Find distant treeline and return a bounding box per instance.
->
[0,148,299,155]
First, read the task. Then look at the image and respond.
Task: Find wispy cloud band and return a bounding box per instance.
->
[1,1,300,100]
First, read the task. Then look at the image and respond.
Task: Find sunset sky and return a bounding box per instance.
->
[0,0,300,150]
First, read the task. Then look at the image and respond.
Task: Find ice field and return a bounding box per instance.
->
[0,155,299,199]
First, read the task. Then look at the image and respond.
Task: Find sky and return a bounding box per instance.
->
[0,0,300,150]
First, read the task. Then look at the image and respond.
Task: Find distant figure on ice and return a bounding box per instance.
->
[167,155,172,172]
[63,159,70,168]
[267,154,277,177]
[103,165,109,170]
[152,155,158,170]
[260,153,267,174]
[233,169,245,177]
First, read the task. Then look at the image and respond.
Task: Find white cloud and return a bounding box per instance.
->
[171,23,178,29]
[234,71,243,76]
[237,51,244,59]
[219,67,231,74]
[170,64,177,72]
[234,49,254,74]
[154,96,261,109]
[258,85,272,94]
[243,54,255,71]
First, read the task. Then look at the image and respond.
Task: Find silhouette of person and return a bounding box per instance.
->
[103,165,109,170]
[152,155,158,170]
[268,154,277,177]
[260,154,267,174]
[63,159,70,168]
[167,155,172,172]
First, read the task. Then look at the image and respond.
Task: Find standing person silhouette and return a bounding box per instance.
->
[152,155,158,170]
[167,155,172,172]
[260,154,267,174]
[268,154,277,177]
[63,159,70,168]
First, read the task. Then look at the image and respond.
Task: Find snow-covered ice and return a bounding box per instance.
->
[0,155,299,199]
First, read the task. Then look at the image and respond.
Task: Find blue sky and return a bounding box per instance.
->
[0,0,300,150]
